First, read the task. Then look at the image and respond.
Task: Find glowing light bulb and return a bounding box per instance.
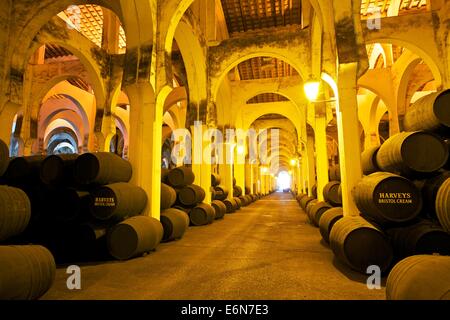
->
[304,78,321,102]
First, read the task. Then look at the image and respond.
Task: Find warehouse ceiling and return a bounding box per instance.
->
[220,0,302,103]
[220,0,302,35]
[360,0,428,19]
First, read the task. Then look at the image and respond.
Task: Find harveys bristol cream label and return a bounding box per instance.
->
[94,197,116,207]
[377,192,413,204]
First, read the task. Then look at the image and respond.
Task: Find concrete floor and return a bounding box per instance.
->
[42,192,386,300]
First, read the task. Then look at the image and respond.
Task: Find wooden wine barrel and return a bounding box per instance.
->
[328,165,341,182]
[161,168,170,183]
[386,255,450,300]
[420,171,450,217]
[0,186,31,241]
[238,195,248,206]
[160,208,189,241]
[5,155,46,186]
[107,216,163,260]
[309,202,333,227]
[245,195,253,204]
[361,146,380,175]
[0,139,9,177]
[44,188,91,223]
[0,245,55,300]
[330,216,393,274]
[300,196,315,210]
[160,183,177,210]
[311,184,318,199]
[69,223,108,261]
[323,181,342,207]
[211,173,221,187]
[190,203,215,226]
[387,220,450,259]
[90,182,148,221]
[39,154,79,185]
[436,177,450,232]
[178,184,205,206]
[74,152,132,185]
[223,199,236,213]
[233,197,242,210]
[167,166,195,187]
[211,200,226,220]
[445,140,450,170]
[173,205,192,214]
[319,207,344,244]
[352,172,422,225]
[306,199,318,223]
[213,185,228,200]
[233,185,243,197]
[403,89,450,133]
[376,132,449,176]
[296,193,307,204]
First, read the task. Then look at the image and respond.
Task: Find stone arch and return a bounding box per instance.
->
[11,1,124,75]
[173,12,207,123]
[212,52,307,103]
[364,38,442,88]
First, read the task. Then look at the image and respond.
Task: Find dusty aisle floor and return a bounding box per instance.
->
[42,192,386,300]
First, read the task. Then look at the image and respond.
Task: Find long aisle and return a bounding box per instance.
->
[42,192,385,300]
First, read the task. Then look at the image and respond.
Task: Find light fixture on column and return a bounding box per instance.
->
[290,159,297,166]
[261,166,268,174]
[304,76,321,102]
[237,145,245,155]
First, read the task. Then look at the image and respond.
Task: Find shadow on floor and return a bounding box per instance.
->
[332,256,387,287]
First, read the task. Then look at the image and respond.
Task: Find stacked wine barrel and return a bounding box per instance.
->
[0,151,163,263]
[0,139,56,300]
[163,166,215,228]
[210,172,259,214]
[295,90,450,276]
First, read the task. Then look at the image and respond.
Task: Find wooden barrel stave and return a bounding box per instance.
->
[211,173,221,187]
[330,216,393,274]
[403,89,450,133]
[167,166,195,187]
[0,245,55,300]
[90,182,148,221]
[319,207,344,244]
[178,184,205,206]
[323,181,342,207]
[0,186,31,241]
[107,216,163,260]
[386,255,450,300]
[361,146,381,175]
[40,154,79,185]
[376,132,449,177]
[160,208,189,241]
[310,202,333,227]
[387,220,450,259]
[190,203,215,226]
[352,172,422,226]
[211,200,227,219]
[74,152,132,185]
[160,183,177,210]
[436,178,450,232]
